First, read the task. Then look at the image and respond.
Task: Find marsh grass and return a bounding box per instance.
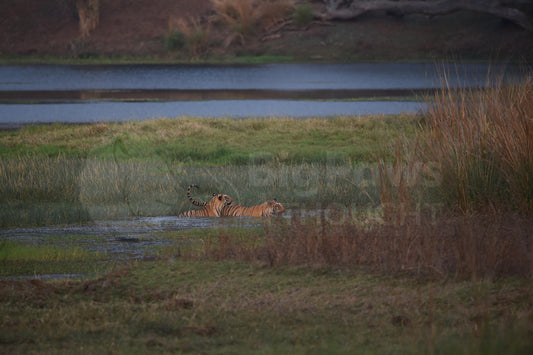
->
[0,240,89,262]
[172,211,532,280]
[418,71,533,213]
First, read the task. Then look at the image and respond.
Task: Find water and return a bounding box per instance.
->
[0,63,505,91]
[1,216,263,261]
[0,100,424,127]
[0,63,526,126]
[0,215,269,279]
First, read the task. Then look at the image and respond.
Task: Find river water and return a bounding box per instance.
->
[1,216,263,262]
[0,62,527,127]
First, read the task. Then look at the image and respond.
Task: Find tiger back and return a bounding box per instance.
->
[220,199,285,218]
[178,185,233,217]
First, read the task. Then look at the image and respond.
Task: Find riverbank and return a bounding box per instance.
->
[2,0,532,64]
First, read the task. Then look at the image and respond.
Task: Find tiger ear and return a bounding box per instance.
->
[273,198,278,201]
[218,195,223,201]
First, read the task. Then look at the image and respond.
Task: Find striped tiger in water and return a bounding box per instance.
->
[178,184,233,217]
[220,199,285,217]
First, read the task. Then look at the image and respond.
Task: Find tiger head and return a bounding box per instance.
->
[267,199,285,216]
[211,193,233,208]
[188,185,232,208]
[182,184,233,217]
[195,192,232,217]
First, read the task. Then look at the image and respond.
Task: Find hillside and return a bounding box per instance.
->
[1,0,532,62]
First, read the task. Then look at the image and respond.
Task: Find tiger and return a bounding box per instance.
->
[219,199,285,218]
[178,184,233,217]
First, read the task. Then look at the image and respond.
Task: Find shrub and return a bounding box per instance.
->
[293,3,314,27]
[163,30,186,51]
[211,0,294,46]
[174,17,212,57]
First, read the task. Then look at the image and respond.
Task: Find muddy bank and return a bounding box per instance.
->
[0,88,435,102]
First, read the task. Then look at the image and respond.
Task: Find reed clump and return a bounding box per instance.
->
[419,72,533,213]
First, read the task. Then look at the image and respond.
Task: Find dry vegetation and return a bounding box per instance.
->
[210,0,294,46]
[420,73,533,213]
[193,212,533,280]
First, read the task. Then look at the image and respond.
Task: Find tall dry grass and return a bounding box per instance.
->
[419,71,533,213]
[199,212,533,280]
[168,17,211,56]
[376,138,426,224]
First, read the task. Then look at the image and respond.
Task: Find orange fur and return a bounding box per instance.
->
[178,185,233,217]
[220,199,285,217]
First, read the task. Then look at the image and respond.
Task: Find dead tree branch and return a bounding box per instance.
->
[320,0,532,31]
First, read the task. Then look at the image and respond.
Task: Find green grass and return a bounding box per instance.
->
[228,55,295,64]
[0,116,418,164]
[0,240,109,277]
[1,258,532,354]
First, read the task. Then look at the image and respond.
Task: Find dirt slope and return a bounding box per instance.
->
[0,0,212,56]
[1,0,532,61]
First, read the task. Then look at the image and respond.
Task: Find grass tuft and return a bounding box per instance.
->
[418,71,533,213]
